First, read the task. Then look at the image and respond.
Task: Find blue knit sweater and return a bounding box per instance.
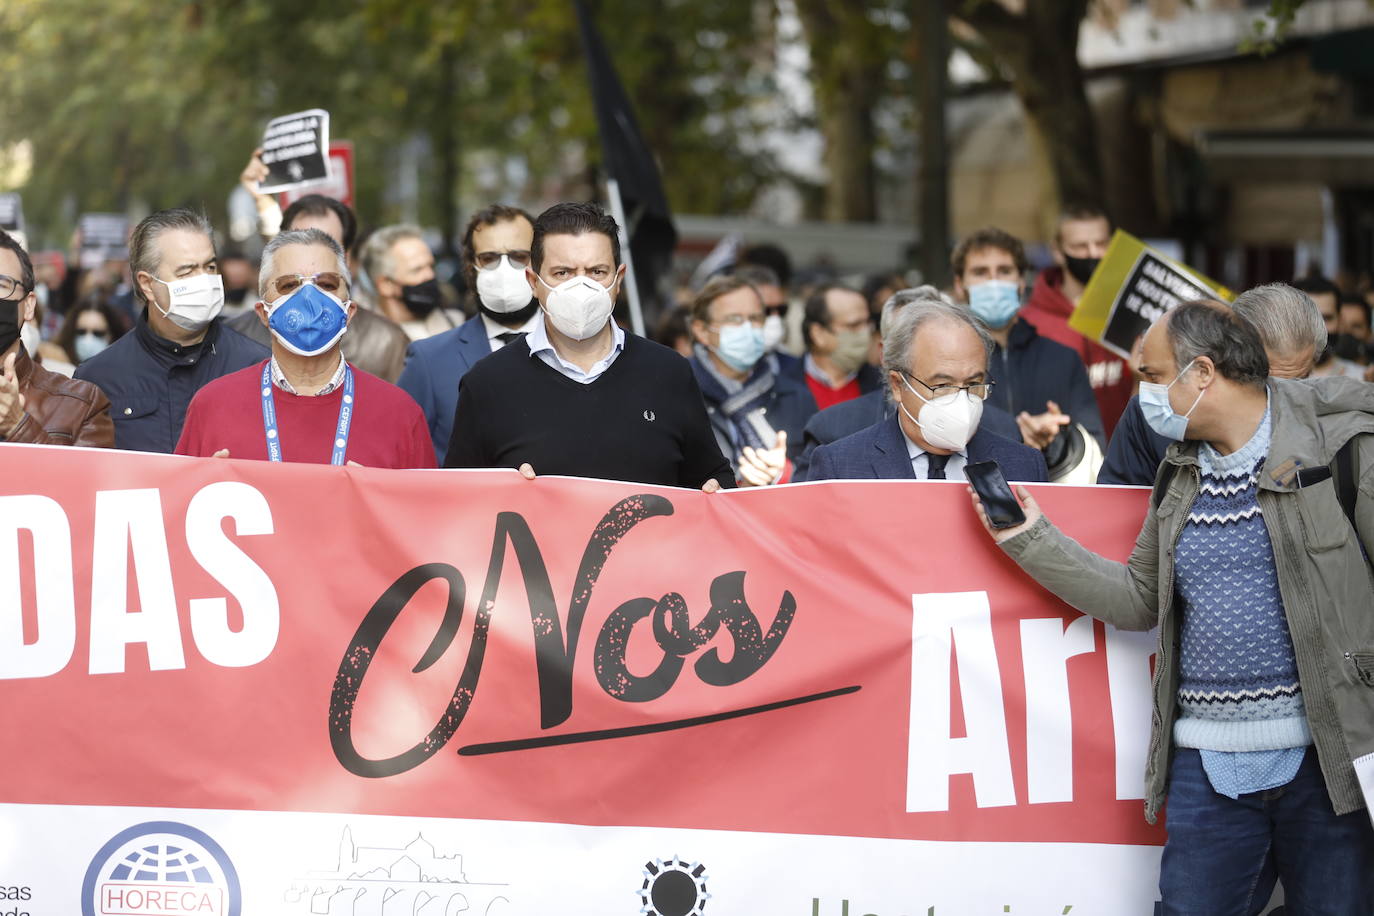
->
[1171,402,1310,798]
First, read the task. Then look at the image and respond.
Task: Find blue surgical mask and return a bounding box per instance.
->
[266,283,350,357]
[1138,359,1204,441]
[714,323,766,373]
[967,281,1021,330]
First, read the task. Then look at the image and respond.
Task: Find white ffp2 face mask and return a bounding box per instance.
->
[537,274,616,341]
[897,374,984,452]
[149,272,225,331]
[761,313,786,351]
[476,256,535,314]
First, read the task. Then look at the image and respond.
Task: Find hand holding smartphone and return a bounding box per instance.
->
[965,460,1027,529]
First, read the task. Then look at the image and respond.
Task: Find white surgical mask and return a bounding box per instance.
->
[148,272,225,331]
[476,255,535,314]
[19,322,41,358]
[537,274,616,341]
[74,331,110,363]
[897,373,984,452]
[761,313,786,351]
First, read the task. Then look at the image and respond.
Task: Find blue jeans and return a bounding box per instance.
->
[1157,748,1374,915]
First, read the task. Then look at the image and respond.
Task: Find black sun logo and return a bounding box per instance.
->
[636,855,710,916]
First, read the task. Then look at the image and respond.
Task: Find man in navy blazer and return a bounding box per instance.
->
[398,205,540,462]
[807,288,1046,483]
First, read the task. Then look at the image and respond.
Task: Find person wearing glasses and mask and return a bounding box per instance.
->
[398,204,541,463]
[0,229,114,448]
[806,293,1045,483]
[444,202,732,490]
[174,229,433,469]
[76,208,268,453]
[688,274,817,486]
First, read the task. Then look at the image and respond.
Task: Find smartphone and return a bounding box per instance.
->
[965,460,1027,529]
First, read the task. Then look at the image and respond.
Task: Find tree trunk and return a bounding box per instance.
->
[794,0,882,222]
[954,0,1105,229]
[915,0,951,288]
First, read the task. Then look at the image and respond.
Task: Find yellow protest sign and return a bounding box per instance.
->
[1069,230,1232,360]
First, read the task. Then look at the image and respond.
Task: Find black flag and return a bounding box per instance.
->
[574,0,678,326]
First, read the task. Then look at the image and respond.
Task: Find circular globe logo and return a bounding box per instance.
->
[82,821,240,916]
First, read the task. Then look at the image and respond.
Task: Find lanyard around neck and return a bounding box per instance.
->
[260,361,355,465]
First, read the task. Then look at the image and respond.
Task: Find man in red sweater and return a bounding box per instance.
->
[1022,205,1133,436]
[175,229,434,469]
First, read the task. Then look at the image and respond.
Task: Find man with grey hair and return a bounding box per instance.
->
[360,225,462,341]
[794,287,1024,479]
[806,289,1045,482]
[1099,285,1328,486]
[174,229,433,468]
[974,300,1374,910]
[76,207,267,452]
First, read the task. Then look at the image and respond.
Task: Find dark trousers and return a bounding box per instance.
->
[1157,748,1374,915]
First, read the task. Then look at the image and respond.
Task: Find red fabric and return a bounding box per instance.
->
[1024,268,1134,436]
[0,446,1160,847]
[175,359,436,469]
[806,374,862,411]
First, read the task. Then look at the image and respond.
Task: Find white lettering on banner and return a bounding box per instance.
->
[186,482,279,668]
[907,591,1157,811]
[3,485,283,678]
[1021,615,1095,804]
[907,591,1016,812]
[89,489,187,675]
[1107,627,1156,800]
[0,495,76,679]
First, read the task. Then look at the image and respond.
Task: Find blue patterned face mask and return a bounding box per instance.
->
[266,283,349,357]
[1139,359,1204,441]
[966,280,1022,330]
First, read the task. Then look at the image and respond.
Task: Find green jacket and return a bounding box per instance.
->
[1000,376,1374,823]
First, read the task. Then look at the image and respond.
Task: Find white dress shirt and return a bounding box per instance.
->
[903,429,969,480]
[481,311,541,350]
[526,317,625,385]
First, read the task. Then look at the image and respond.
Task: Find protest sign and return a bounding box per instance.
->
[278,140,354,209]
[1069,230,1232,360]
[77,213,129,270]
[0,192,23,235]
[0,445,1172,913]
[258,109,331,194]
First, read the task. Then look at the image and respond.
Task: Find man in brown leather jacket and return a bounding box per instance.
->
[0,230,113,447]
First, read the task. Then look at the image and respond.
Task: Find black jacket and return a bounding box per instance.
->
[75,310,269,453]
[988,318,1105,461]
[1096,395,1171,486]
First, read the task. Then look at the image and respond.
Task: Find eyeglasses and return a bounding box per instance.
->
[763,304,787,319]
[712,313,766,328]
[475,250,532,271]
[901,371,995,401]
[0,274,29,300]
[269,271,347,298]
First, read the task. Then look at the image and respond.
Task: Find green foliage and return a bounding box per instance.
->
[0,0,785,247]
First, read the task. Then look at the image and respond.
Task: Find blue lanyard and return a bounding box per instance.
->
[260,361,355,465]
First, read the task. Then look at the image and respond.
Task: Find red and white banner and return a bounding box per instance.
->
[0,444,1165,914]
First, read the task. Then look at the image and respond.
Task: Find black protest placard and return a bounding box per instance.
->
[1101,251,1216,358]
[78,213,130,269]
[258,109,331,194]
[0,193,23,234]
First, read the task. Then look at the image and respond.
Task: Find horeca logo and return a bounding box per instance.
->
[81,821,240,916]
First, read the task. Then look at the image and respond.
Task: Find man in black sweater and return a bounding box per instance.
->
[444,202,733,490]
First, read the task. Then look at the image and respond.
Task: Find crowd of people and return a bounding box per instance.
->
[2,179,1373,912]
